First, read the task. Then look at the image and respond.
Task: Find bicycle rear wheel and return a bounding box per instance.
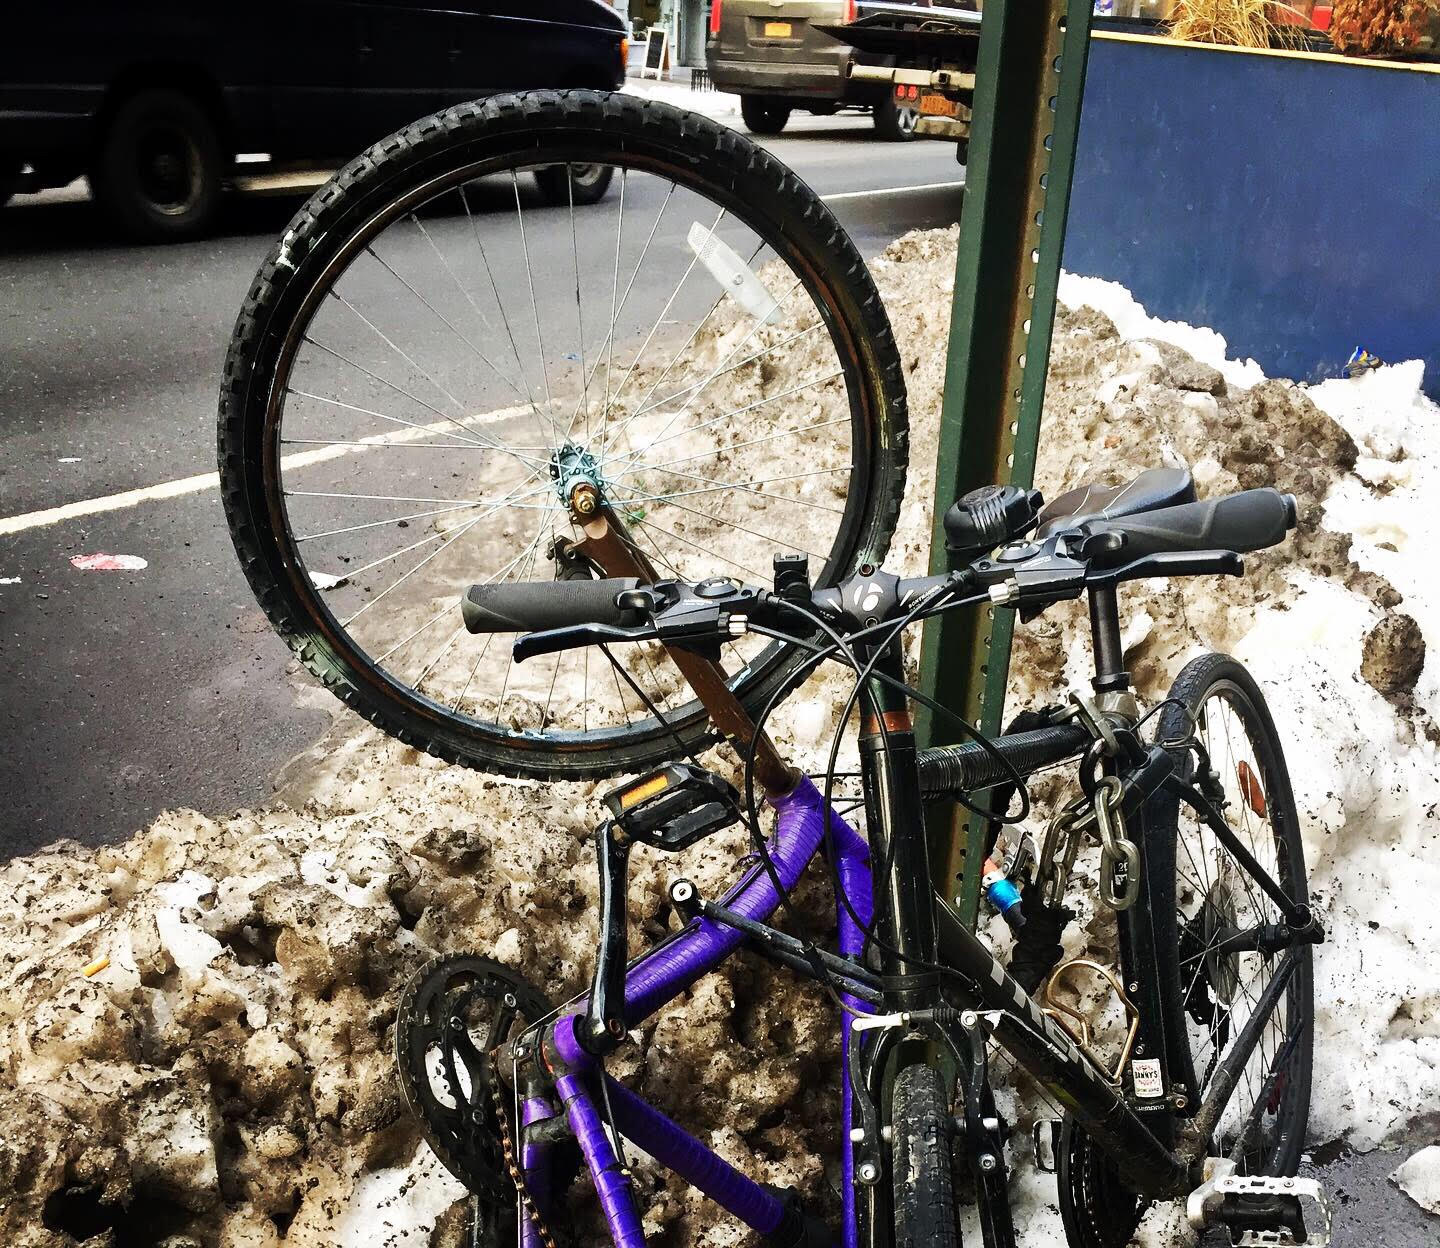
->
[1147,653,1314,1174]
[219,90,908,779]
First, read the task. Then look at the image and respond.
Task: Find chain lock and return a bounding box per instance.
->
[1034,774,1141,911]
[1091,775,1140,910]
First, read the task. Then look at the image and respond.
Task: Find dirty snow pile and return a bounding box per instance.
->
[621,78,741,124]
[4,226,1440,1246]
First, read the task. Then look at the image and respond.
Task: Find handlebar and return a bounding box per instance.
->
[457,485,1299,660]
[461,577,642,633]
[1082,488,1296,563]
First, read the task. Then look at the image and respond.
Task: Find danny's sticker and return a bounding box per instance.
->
[1132,1058,1164,1099]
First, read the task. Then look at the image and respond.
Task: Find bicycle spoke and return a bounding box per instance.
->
[364,240,529,412]
[595,203,726,462]
[412,622,465,693]
[631,514,772,583]
[601,277,806,463]
[612,491,826,563]
[336,477,545,620]
[373,598,457,666]
[296,341,545,471]
[605,367,845,473]
[625,412,847,475]
[613,466,848,515]
[451,518,552,713]
[459,182,545,426]
[566,167,592,443]
[619,322,824,427]
[601,169,626,439]
[511,169,558,442]
[624,238,767,427]
[294,498,542,544]
[285,387,494,453]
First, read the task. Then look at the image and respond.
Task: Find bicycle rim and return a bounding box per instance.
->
[221,92,907,777]
[1154,658,1313,1175]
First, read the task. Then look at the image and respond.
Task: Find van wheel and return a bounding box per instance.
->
[0,160,21,208]
[533,162,614,206]
[741,96,791,136]
[873,95,918,142]
[91,89,224,240]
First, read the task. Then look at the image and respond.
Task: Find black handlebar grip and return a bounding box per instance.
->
[461,578,643,633]
[1086,488,1297,560]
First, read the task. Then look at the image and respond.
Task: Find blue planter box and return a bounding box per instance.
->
[1065,34,1440,396]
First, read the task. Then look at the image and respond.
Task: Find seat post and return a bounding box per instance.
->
[1087,585,1130,693]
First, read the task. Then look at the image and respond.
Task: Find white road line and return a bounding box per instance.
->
[2,176,961,538]
[822,180,965,203]
[0,403,530,538]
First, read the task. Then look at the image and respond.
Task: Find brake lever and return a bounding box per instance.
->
[513,622,655,663]
[1085,549,1244,588]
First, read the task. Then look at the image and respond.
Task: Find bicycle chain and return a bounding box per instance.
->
[489,1063,558,1248]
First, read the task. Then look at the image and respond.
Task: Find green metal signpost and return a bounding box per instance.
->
[916,0,1097,928]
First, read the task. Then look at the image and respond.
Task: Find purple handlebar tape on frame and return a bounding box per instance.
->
[555,1072,646,1248]
[603,1076,788,1235]
[520,1095,558,1248]
[556,775,852,1065]
[825,803,873,1248]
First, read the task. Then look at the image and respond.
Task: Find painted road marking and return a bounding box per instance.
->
[1,178,963,537]
[0,404,530,537]
[822,180,964,202]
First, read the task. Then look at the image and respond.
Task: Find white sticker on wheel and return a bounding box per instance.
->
[687,222,782,324]
[1131,1057,1164,1099]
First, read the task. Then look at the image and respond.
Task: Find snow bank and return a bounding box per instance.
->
[3,226,1437,1245]
[1392,1145,1440,1215]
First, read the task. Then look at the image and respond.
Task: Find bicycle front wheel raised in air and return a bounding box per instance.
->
[220,90,907,779]
[1148,653,1314,1175]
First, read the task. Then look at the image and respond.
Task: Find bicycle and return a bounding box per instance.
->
[220,91,1328,1247]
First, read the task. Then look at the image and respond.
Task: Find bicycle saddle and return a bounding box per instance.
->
[1035,467,1196,538]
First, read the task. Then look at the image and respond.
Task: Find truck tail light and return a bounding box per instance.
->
[710,0,724,35]
[844,0,856,21]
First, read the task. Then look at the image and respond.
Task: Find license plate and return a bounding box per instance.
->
[763,21,793,37]
[919,94,959,118]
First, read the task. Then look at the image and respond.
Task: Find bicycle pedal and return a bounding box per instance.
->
[1187,1165,1332,1247]
[602,762,740,852]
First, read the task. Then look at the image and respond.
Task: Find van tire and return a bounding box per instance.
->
[0,160,22,208]
[91,88,224,240]
[873,95,918,143]
[741,95,791,136]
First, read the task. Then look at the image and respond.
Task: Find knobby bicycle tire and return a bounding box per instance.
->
[1145,653,1314,1175]
[219,89,908,779]
[891,1063,961,1248]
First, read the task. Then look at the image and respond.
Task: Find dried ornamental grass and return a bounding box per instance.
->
[1168,0,1309,46]
[1329,0,1439,53]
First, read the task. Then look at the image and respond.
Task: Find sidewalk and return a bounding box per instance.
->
[622,71,742,125]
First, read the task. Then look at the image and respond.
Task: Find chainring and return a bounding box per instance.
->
[394,954,556,1211]
[1056,1117,1148,1248]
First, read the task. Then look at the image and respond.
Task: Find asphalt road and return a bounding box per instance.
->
[0,112,963,858]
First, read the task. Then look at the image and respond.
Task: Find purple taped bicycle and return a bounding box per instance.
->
[219,92,1328,1247]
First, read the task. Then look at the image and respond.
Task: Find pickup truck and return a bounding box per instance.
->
[705,0,979,141]
[0,0,626,239]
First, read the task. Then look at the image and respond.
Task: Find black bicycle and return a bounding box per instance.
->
[221,91,1328,1247]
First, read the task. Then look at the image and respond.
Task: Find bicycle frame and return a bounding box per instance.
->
[516,661,1193,1248]
[506,513,1303,1245]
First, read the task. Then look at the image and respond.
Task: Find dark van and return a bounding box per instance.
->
[0,1,627,239]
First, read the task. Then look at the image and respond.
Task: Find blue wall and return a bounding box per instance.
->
[1064,36,1440,396]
